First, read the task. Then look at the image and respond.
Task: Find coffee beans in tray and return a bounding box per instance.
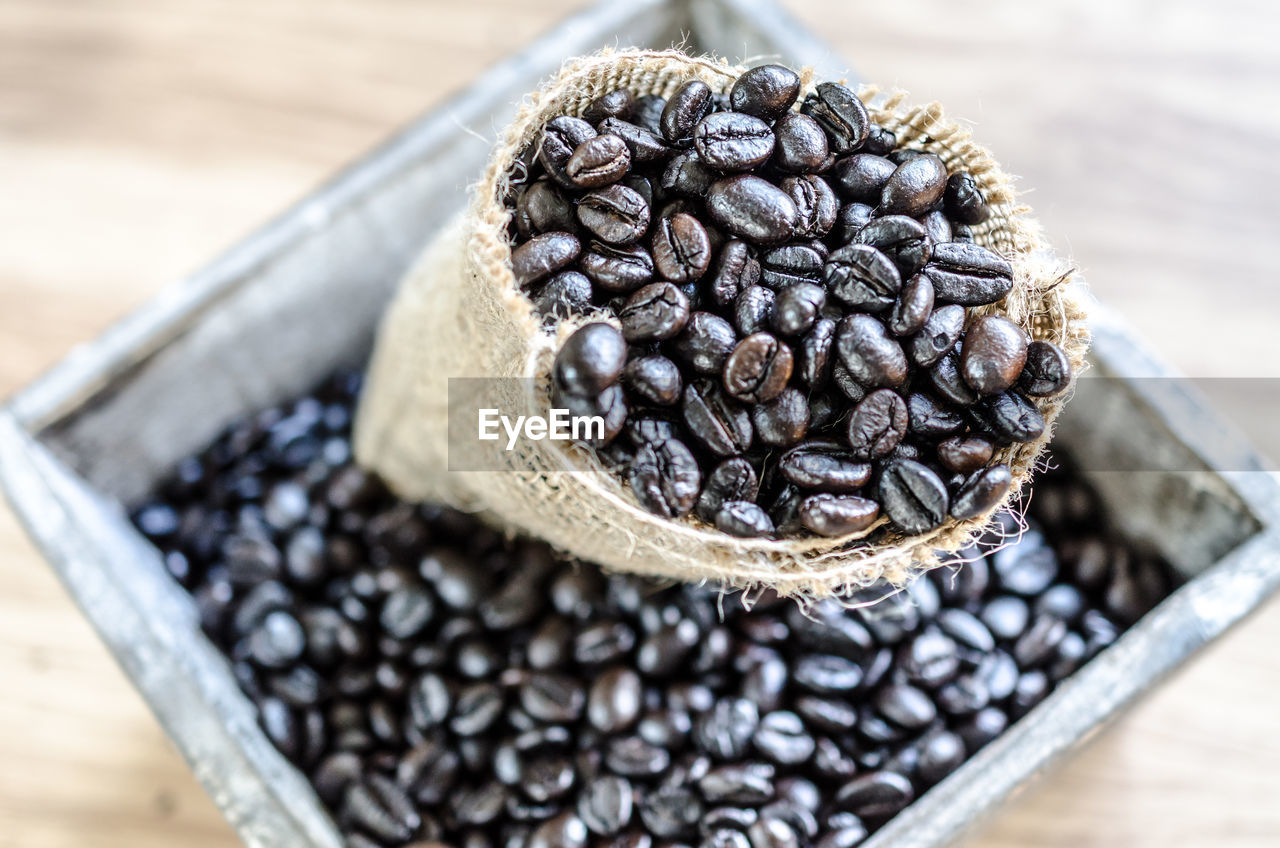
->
[134,371,1172,848]
[506,65,1073,541]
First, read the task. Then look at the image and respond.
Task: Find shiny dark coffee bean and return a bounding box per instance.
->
[771,283,826,337]
[710,240,762,306]
[532,270,593,321]
[696,458,760,522]
[906,392,963,440]
[944,172,990,225]
[920,209,953,245]
[800,82,869,154]
[566,134,631,189]
[683,380,753,456]
[673,312,737,375]
[699,762,775,804]
[539,116,598,187]
[528,812,589,848]
[733,285,776,337]
[853,215,932,277]
[760,244,824,289]
[773,113,830,174]
[847,389,908,460]
[597,117,669,167]
[706,176,799,245]
[951,464,1013,520]
[835,771,914,820]
[629,438,701,519]
[585,88,634,124]
[639,785,704,839]
[929,348,980,407]
[588,667,643,733]
[796,318,836,389]
[652,213,712,283]
[969,390,1046,444]
[878,153,947,216]
[730,64,800,120]
[631,93,666,134]
[780,441,870,492]
[695,698,760,760]
[512,231,581,287]
[835,315,908,388]
[662,149,718,197]
[798,494,880,537]
[694,112,775,172]
[605,735,671,777]
[517,180,577,238]
[1014,614,1068,668]
[723,333,794,404]
[887,273,934,337]
[752,388,809,447]
[878,459,949,535]
[620,282,691,342]
[623,355,683,406]
[875,683,936,729]
[924,242,1013,306]
[555,323,627,397]
[344,773,422,843]
[578,184,651,245]
[661,80,714,144]
[961,315,1029,395]
[580,241,655,293]
[825,243,902,311]
[937,435,993,474]
[832,201,873,244]
[832,154,896,204]
[781,175,838,239]
[908,304,965,368]
[1018,340,1072,397]
[715,501,776,538]
[793,654,863,693]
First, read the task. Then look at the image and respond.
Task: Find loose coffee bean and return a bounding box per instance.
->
[924,242,1013,306]
[706,176,799,245]
[937,435,995,474]
[585,88,634,124]
[798,494,880,537]
[773,114,830,174]
[715,501,776,538]
[532,271,593,320]
[969,390,1046,443]
[887,273,934,337]
[950,464,1013,520]
[796,318,836,389]
[825,243,902,311]
[929,348,980,407]
[752,388,810,447]
[961,315,1029,395]
[832,154,896,204]
[943,172,990,225]
[800,82,869,154]
[580,242,655,293]
[579,776,634,836]
[662,150,718,197]
[723,334,794,403]
[540,116,598,187]
[555,323,627,397]
[906,392,964,440]
[674,312,737,374]
[639,785,704,839]
[874,684,936,729]
[578,184,651,245]
[710,240,762,306]
[771,283,826,336]
[832,202,873,245]
[694,112,775,172]
[588,667,643,733]
[760,244,824,290]
[598,117,670,167]
[878,153,947,217]
[632,93,667,134]
[513,232,581,287]
[661,81,714,144]
[652,213,712,282]
[920,210,953,245]
[835,315,908,388]
[629,439,701,518]
[835,771,914,820]
[878,459,949,535]
[733,285,776,337]
[623,355,683,406]
[780,441,871,492]
[846,389,908,460]
[518,180,577,238]
[1018,340,1072,397]
[908,304,966,369]
[730,64,801,121]
[619,283,691,342]
[683,380,753,456]
[853,215,932,277]
[696,458,760,522]
[782,175,838,239]
[567,134,632,189]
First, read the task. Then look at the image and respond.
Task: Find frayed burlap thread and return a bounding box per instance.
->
[354,49,1090,601]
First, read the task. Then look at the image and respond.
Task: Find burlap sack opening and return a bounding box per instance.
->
[354,48,1090,601]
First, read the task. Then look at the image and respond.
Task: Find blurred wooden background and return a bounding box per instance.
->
[1,1,1278,846]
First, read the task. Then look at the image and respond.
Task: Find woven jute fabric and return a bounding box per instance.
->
[354,49,1090,601]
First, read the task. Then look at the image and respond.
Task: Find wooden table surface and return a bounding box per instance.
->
[1,1,1278,846]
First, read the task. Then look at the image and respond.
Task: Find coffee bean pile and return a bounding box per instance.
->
[504,65,1074,539]
[134,371,1172,848]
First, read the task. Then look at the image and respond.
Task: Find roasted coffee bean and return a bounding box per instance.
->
[832,154,896,204]
[835,771,914,820]
[696,458,760,522]
[580,242,655,293]
[993,535,1059,595]
[773,114,830,174]
[907,304,965,368]
[652,213,712,282]
[723,334,794,403]
[674,312,737,375]
[683,380,753,456]
[605,736,671,777]
[1037,584,1086,623]
[715,501,776,538]
[832,202,873,244]
[733,285,776,337]
[793,654,863,693]
[512,232,581,287]
[899,627,960,687]
[699,762,775,805]
[532,270,593,320]
[760,244,824,289]
[924,242,1013,306]
[969,390,1046,444]
[695,698,760,760]
[878,153,947,217]
[694,112,775,172]
[981,595,1030,641]
[937,435,994,474]
[629,439,701,518]
[578,775,634,837]
[639,785,704,839]
[780,441,870,492]
[555,323,627,397]
[847,389,909,460]
[623,355,683,406]
[799,494,880,537]
[951,464,1013,520]
[344,773,422,843]
[906,392,964,440]
[706,176,799,245]
[528,812,589,848]
[585,88,635,124]
[730,64,801,121]
[961,315,1029,395]
[619,282,691,342]
[598,117,670,167]
[835,315,908,388]
[521,673,587,723]
[661,80,714,144]
[781,175,838,239]
[566,134,632,189]
[517,180,577,238]
[578,184,651,245]
[920,209,953,245]
[854,218,931,282]
[771,283,826,336]
[539,116,598,187]
[1018,340,1072,397]
[1014,614,1068,668]
[825,244,902,311]
[800,82,869,154]
[551,383,628,447]
[662,149,718,197]
[944,172,990,225]
[752,388,809,447]
[631,93,667,134]
[875,684,936,729]
[710,240,762,306]
[929,348,980,407]
[796,318,836,389]
[887,273,934,337]
[588,667,643,733]
[878,459,949,535]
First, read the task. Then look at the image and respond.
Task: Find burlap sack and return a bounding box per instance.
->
[354,48,1089,600]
